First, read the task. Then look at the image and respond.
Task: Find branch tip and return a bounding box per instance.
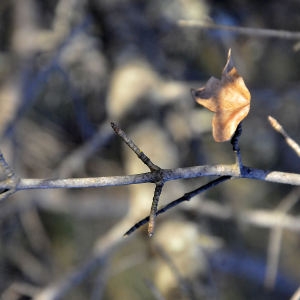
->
[148,182,164,237]
[268,115,300,157]
[110,121,160,171]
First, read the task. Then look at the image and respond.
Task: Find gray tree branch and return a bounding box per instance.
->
[6,165,299,194]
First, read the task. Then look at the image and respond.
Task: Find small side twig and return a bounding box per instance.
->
[111,122,160,171]
[124,176,231,236]
[268,116,300,157]
[148,181,164,237]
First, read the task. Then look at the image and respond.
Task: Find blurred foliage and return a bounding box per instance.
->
[0,0,300,299]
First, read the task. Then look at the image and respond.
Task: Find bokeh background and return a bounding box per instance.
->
[1,0,300,299]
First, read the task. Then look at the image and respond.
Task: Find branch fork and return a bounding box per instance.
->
[111,122,166,237]
[0,117,298,238]
[111,120,257,236]
[111,122,234,237]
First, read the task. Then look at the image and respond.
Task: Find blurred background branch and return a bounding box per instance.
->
[1,0,300,299]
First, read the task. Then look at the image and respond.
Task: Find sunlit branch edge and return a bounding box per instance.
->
[4,164,300,192]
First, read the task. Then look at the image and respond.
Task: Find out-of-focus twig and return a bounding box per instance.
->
[154,243,193,299]
[183,196,300,232]
[2,282,39,300]
[144,279,166,300]
[35,217,134,300]
[56,122,114,177]
[178,20,300,40]
[291,286,300,300]
[19,204,52,255]
[264,189,300,290]
[6,243,50,284]
[268,116,300,157]
[91,252,146,300]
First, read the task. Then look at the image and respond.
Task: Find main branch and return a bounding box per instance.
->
[2,165,300,193]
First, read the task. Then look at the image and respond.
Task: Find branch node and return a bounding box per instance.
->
[268,115,300,157]
[111,122,167,236]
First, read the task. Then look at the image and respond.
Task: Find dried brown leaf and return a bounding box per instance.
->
[192,49,251,142]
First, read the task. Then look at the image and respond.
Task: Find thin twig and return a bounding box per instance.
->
[268,116,300,157]
[111,122,164,235]
[124,176,231,236]
[149,181,164,237]
[178,20,300,40]
[111,122,160,171]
